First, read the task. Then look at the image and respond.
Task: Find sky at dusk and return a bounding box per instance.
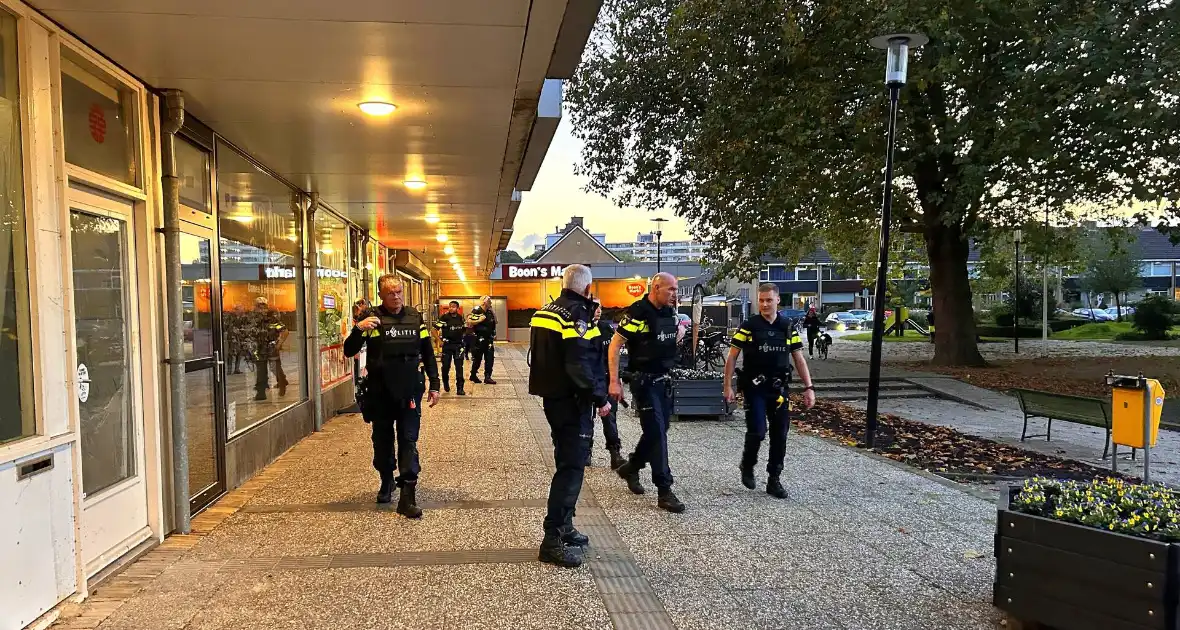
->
[508,117,693,254]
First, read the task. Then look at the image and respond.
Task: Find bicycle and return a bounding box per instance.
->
[815,332,832,360]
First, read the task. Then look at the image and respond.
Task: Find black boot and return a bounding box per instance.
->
[397,482,423,519]
[376,473,394,504]
[470,374,482,384]
[767,476,789,499]
[484,377,498,385]
[617,460,645,495]
[443,381,450,393]
[657,489,687,513]
[538,533,583,568]
[608,447,626,471]
[457,385,466,396]
[559,524,590,547]
[740,434,761,490]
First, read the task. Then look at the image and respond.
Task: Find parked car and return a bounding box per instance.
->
[1072,308,1115,321]
[847,309,871,319]
[825,312,864,331]
[1103,306,1135,318]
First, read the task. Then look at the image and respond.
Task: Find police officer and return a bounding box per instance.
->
[468,296,498,384]
[723,283,816,499]
[252,296,289,401]
[590,302,626,470]
[344,275,440,518]
[433,300,467,396]
[529,264,611,567]
[607,272,686,513]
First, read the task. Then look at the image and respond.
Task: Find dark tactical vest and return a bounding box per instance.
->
[749,324,792,375]
[630,310,679,373]
[366,305,425,399]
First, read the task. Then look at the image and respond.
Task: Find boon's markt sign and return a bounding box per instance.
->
[502,264,588,280]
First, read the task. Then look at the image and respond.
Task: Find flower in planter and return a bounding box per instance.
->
[669,367,723,380]
[1013,477,1180,542]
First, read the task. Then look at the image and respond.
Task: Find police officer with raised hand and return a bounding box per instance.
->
[608,272,686,513]
[433,300,467,396]
[723,283,816,499]
[468,296,498,385]
[529,264,611,567]
[590,303,626,470]
[344,275,440,518]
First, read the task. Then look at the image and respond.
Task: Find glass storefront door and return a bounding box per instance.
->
[180,225,226,512]
[69,186,150,576]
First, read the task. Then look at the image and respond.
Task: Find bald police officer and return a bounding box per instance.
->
[344,275,440,518]
[607,272,686,513]
[468,296,498,385]
[529,264,612,567]
[723,283,816,498]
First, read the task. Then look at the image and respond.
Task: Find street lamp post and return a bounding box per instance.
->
[1015,229,1022,354]
[652,217,668,272]
[864,33,928,448]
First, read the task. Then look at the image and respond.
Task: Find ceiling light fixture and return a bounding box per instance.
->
[436,233,448,243]
[403,179,428,190]
[425,214,440,224]
[358,101,397,116]
[228,215,255,224]
[443,245,454,255]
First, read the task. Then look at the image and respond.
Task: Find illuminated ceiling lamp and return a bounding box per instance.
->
[358,101,397,116]
[436,233,448,243]
[425,214,440,224]
[448,256,458,264]
[443,244,454,255]
[404,179,428,190]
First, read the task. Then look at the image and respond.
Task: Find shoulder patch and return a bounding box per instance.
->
[574,320,588,337]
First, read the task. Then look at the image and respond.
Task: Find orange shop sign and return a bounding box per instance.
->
[626,281,646,297]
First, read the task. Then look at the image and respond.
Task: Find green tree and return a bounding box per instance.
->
[614,251,641,263]
[567,0,1179,365]
[1079,228,1142,321]
[498,250,525,264]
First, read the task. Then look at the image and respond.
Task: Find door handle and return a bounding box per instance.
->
[214,350,224,382]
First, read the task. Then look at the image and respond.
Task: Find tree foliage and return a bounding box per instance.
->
[1079,227,1142,319]
[498,250,525,264]
[568,0,1180,365]
[1131,295,1175,340]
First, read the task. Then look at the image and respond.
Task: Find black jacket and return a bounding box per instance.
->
[344,304,439,399]
[528,289,607,407]
[803,313,822,333]
[434,312,466,345]
[469,307,497,340]
[590,320,615,393]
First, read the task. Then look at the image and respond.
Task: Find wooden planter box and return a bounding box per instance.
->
[994,486,1180,630]
[670,378,730,420]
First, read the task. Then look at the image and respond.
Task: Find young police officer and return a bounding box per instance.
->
[433,300,467,395]
[344,275,440,518]
[468,296,498,384]
[723,283,816,499]
[529,265,612,567]
[608,272,686,513]
[590,303,626,470]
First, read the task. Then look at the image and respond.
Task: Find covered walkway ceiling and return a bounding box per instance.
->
[32,0,600,280]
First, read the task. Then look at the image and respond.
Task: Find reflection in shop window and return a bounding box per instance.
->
[0,10,33,445]
[216,142,306,436]
[314,211,351,390]
[60,48,140,186]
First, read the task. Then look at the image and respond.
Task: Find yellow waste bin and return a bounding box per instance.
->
[1109,376,1165,449]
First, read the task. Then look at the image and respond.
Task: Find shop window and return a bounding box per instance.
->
[176,137,210,212]
[60,48,140,186]
[314,210,351,390]
[0,11,33,445]
[215,141,306,436]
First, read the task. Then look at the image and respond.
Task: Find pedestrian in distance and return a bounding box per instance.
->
[344,275,440,518]
[528,264,612,567]
[723,283,816,499]
[607,272,687,514]
[590,301,626,470]
[803,307,822,358]
[467,296,498,384]
[433,300,467,395]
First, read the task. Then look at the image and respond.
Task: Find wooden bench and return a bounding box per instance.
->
[1012,388,1120,460]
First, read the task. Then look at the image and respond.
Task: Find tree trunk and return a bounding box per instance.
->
[1115,292,1122,323]
[926,222,986,366]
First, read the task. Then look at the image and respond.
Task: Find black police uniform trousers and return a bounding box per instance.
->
[628,376,675,489]
[254,347,287,398]
[543,396,593,534]
[441,342,465,388]
[741,382,791,476]
[470,337,495,379]
[362,384,422,484]
[597,398,621,452]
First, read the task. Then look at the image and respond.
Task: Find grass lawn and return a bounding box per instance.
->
[843,330,931,342]
[1052,321,1135,340]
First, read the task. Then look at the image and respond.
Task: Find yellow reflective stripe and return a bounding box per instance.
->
[732,329,751,343]
[530,316,567,334]
[583,326,602,340]
[534,310,574,327]
[561,328,582,339]
[789,333,802,344]
[620,318,647,333]
[419,329,430,339]
[365,329,381,338]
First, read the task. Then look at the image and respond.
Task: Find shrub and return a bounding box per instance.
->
[1013,477,1180,542]
[1131,295,1175,340]
[992,303,1014,327]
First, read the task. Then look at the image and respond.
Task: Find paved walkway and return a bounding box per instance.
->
[53,345,1003,630]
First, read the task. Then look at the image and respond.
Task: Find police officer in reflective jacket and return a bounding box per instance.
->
[344,275,440,518]
[529,264,612,567]
[723,283,816,499]
[468,296,498,384]
[607,272,686,513]
[433,300,467,396]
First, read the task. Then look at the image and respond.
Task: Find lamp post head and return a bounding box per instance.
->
[869,33,929,86]
[1014,229,1023,243]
